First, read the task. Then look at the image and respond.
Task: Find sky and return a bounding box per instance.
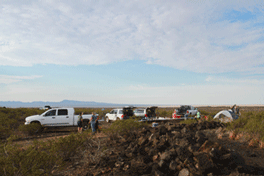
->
[0,0,264,105]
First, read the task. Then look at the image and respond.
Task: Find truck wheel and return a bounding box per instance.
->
[31,122,43,134]
[105,117,110,123]
[116,117,120,121]
[83,121,89,130]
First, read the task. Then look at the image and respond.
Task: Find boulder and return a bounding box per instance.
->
[194,152,215,175]
[181,127,190,134]
[178,168,190,176]
[138,136,149,146]
[176,146,193,162]
[160,151,172,161]
[219,152,245,169]
[169,160,178,171]
[159,125,168,136]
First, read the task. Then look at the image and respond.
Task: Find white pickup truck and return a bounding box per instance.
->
[172,105,198,119]
[25,107,93,128]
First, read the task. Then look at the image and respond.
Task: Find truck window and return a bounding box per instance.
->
[45,110,56,116]
[58,109,68,116]
[137,110,144,113]
[119,110,123,114]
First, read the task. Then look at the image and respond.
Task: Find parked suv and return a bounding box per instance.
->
[105,106,134,122]
[134,106,157,120]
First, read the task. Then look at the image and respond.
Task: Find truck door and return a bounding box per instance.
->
[113,110,118,120]
[109,110,117,120]
[42,109,57,126]
[53,109,71,126]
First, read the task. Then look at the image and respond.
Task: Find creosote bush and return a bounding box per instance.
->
[0,141,57,176]
[180,119,197,124]
[0,108,44,140]
[0,132,90,176]
[19,123,43,136]
[104,119,148,139]
[49,133,87,161]
[227,111,264,141]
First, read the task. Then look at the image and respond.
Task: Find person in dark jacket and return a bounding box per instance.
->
[77,112,83,133]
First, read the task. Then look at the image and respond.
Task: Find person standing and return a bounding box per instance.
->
[231,104,236,113]
[90,112,98,134]
[77,112,83,133]
[195,111,201,122]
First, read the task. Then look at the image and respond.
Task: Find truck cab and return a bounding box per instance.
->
[25,107,92,127]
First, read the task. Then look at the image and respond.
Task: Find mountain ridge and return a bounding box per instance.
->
[0,100,136,108]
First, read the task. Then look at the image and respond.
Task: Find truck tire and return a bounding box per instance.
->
[31,122,43,133]
[83,121,90,130]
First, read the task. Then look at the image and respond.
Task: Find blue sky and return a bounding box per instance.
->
[0,0,264,105]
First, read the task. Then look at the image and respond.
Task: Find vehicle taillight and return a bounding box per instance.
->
[121,115,124,119]
[145,114,148,117]
[187,110,189,113]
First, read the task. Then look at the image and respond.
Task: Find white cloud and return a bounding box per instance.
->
[205,76,213,82]
[205,76,264,85]
[0,75,42,84]
[0,0,263,73]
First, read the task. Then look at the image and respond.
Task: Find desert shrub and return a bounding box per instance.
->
[49,133,87,161]
[0,113,18,139]
[19,123,43,136]
[159,110,169,117]
[0,108,44,140]
[105,119,148,139]
[0,132,90,175]
[227,111,264,141]
[156,108,174,118]
[0,142,57,176]
[180,119,197,124]
[199,110,209,116]
[81,137,104,165]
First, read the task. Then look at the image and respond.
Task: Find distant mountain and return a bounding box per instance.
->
[0,100,138,108]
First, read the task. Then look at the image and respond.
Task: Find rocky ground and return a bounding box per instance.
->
[52,120,264,176]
